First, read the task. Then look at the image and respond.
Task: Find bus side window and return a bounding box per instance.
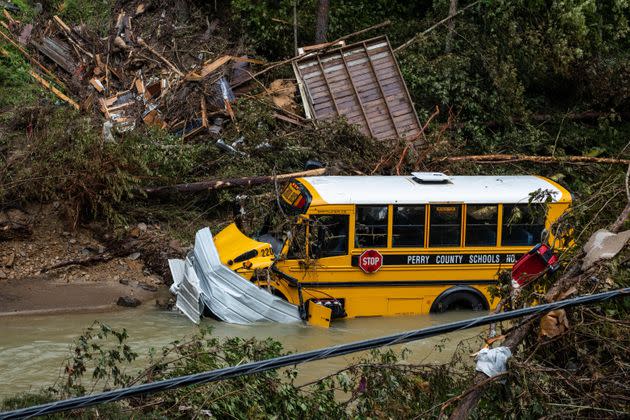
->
[392,206,425,247]
[501,204,546,246]
[429,205,462,247]
[309,215,349,258]
[355,206,388,248]
[466,205,498,246]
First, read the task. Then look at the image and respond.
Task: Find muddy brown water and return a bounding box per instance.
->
[0,307,486,398]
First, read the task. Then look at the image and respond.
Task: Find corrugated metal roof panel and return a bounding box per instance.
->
[293,36,421,141]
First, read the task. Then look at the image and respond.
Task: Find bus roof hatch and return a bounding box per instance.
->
[411,172,452,183]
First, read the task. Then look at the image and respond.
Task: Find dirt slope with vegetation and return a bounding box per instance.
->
[1,0,629,418]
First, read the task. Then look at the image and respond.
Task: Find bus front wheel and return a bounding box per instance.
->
[430,286,489,313]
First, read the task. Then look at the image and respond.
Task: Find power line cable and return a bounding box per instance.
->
[1,288,628,419]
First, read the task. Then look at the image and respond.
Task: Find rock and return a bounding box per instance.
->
[155,298,175,310]
[2,252,15,268]
[97,245,107,254]
[128,252,141,260]
[0,270,7,279]
[138,282,158,292]
[117,296,141,307]
[69,238,77,244]
[137,222,148,231]
[119,278,130,285]
[129,227,141,238]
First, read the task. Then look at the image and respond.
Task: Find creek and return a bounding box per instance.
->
[0,307,486,397]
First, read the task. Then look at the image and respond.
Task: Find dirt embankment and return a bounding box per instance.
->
[0,204,182,316]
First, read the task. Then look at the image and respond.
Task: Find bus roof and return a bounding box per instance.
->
[297,175,571,206]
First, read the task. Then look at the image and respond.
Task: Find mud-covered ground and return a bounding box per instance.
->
[0,204,173,315]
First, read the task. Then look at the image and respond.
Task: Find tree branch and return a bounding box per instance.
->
[441,154,630,166]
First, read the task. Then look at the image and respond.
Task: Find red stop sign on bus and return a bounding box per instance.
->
[358,249,383,273]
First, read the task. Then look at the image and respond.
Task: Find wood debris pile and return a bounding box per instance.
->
[0,2,268,139]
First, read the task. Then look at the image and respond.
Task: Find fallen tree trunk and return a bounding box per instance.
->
[442,154,630,165]
[144,167,326,196]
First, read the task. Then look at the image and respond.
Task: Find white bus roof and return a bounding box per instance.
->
[300,175,570,205]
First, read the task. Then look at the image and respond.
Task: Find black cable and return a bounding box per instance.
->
[2,288,628,419]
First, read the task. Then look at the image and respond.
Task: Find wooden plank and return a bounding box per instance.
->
[185,55,230,80]
[31,38,76,74]
[294,61,318,121]
[330,93,361,110]
[363,41,400,138]
[314,108,337,119]
[372,125,397,137]
[296,35,420,140]
[89,78,104,92]
[29,70,79,110]
[316,55,341,116]
[358,89,386,104]
[312,92,335,106]
[0,29,65,87]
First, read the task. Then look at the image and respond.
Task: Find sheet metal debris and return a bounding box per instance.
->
[168,228,302,324]
[293,36,422,141]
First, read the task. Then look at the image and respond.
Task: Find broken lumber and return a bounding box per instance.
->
[442,154,630,165]
[185,55,265,82]
[0,27,65,87]
[137,38,184,76]
[28,70,79,109]
[273,112,305,126]
[144,167,326,196]
[31,37,77,74]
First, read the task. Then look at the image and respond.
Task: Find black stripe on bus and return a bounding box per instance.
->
[351,253,522,266]
[297,280,497,288]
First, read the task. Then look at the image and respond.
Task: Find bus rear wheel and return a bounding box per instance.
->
[430,287,489,313]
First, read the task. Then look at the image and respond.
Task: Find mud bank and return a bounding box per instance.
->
[0,204,174,316]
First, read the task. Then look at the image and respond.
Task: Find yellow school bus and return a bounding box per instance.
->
[213,173,572,320]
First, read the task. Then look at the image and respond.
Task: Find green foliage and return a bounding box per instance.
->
[54,0,115,35]
[229,0,427,59]
[1,107,218,225]
[0,43,39,109]
[61,322,138,396]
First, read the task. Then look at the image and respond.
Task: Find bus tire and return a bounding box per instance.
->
[430,286,489,313]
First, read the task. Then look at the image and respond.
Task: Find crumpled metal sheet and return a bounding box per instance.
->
[168,258,203,324]
[169,227,302,325]
[475,346,512,377]
[582,229,630,270]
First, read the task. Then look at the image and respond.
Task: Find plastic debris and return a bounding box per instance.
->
[475,346,512,377]
[582,229,630,270]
